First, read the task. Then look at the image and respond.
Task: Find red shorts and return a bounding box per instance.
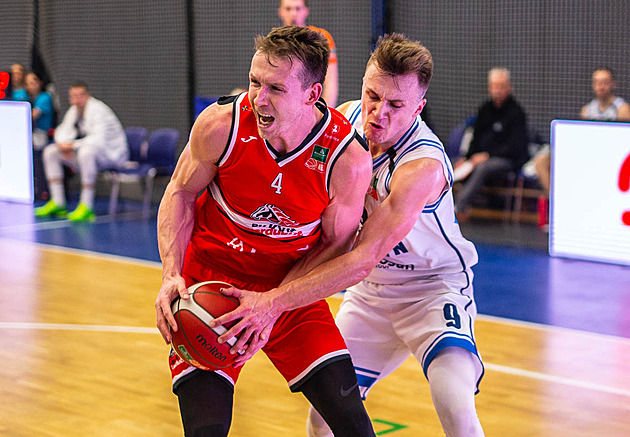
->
[170,249,349,392]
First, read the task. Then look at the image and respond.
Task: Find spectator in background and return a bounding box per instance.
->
[10,63,29,101]
[581,67,630,121]
[25,71,56,200]
[25,72,55,150]
[532,67,630,228]
[278,0,338,107]
[35,82,128,222]
[454,68,529,221]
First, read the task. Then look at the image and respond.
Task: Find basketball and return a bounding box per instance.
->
[170,281,241,371]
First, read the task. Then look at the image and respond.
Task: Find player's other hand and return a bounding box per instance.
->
[155,275,189,344]
[211,287,280,366]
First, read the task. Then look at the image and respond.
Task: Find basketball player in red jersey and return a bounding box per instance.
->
[154,26,375,437]
[278,0,338,106]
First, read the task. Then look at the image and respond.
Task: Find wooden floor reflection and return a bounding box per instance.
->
[1,237,629,436]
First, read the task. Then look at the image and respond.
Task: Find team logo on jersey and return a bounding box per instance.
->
[305,145,329,173]
[251,204,296,227]
[332,124,339,134]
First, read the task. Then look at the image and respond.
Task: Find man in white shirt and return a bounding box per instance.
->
[35,82,128,222]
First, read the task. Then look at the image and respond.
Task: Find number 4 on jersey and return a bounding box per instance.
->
[271,172,283,194]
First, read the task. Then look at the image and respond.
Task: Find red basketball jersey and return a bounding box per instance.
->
[187,93,358,287]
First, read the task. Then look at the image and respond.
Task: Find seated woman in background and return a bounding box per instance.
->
[10,63,29,101]
[25,71,55,150]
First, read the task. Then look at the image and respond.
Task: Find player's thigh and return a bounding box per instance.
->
[263,300,349,391]
[336,286,410,397]
[391,277,481,377]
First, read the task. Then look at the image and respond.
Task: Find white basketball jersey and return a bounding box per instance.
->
[344,101,478,284]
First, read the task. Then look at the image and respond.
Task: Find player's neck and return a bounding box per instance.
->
[368,141,392,159]
[267,108,323,155]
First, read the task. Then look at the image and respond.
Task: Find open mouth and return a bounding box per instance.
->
[256,111,275,128]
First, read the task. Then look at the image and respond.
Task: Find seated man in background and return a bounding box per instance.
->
[454,68,529,220]
[581,67,630,121]
[532,67,630,227]
[35,82,128,222]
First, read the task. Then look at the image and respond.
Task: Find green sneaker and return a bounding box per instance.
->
[68,203,96,222]
[34,200,67,218]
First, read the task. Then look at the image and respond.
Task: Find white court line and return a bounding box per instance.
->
[0,321,629,398]
[484,363,630,398]
[0,211,146,233]
[1,240,628,345]
[477,314,630,345]
[0,236,162,268]
[0,321,158,334]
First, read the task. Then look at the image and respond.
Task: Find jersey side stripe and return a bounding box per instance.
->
[348,101,362,124]
[217,93,245,167]
[324,127,356,193]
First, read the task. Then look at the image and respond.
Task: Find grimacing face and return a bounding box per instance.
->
[248,51,317,143]
[360,63,425,150]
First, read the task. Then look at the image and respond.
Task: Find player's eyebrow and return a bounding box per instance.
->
[366,87,404,105]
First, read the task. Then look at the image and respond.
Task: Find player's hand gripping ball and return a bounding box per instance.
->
[170,281,241,371]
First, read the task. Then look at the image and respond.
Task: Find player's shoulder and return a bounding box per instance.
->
[335,100,359,117]
[189,96,236,159]
[193,97,234,137]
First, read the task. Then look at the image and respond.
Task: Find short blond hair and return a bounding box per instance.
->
[367,33,433,93]
[255,25,329,88]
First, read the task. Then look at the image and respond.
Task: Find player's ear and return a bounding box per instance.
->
[306,82,323,106]
[414,98,427,117]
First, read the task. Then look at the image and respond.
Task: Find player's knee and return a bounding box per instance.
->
[437,406,484,437]
[327,398,374,436]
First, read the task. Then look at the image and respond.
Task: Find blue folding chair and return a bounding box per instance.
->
[108,128,179,219]
[125,126,148,162]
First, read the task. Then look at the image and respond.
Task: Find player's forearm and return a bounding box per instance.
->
[270,247,376,313]
[157,185,197,280]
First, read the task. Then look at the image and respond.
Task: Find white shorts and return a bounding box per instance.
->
[337,270,484,399]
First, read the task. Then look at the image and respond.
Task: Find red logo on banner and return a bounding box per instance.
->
[618,153,630,226]
[0,71,9,99]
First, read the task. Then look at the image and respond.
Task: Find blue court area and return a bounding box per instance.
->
[1,199,629,339]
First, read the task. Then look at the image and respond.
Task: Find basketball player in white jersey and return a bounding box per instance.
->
[213,34,485,436]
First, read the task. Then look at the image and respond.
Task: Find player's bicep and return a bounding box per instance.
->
[168,104,231,195]
[320,139,372,247]
[355,159,446,257]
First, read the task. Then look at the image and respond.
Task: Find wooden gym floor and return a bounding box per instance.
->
[1,200,629,436]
